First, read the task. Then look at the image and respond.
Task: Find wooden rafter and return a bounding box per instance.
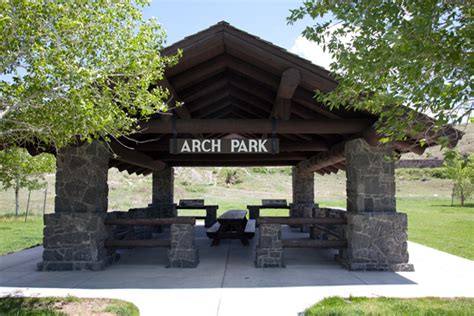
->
[158,77,192,119]
[296,142,346,173]
[272,68,301,120]
[109,142,167,171]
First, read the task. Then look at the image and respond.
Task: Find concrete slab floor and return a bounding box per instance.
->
[0,225,473,316]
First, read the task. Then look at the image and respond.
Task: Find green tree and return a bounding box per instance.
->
[444,150,474,206]
[288,1,472,144]
[0,148,55,215]
[1,1,179,148]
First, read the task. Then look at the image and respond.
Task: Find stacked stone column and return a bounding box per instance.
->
[151,166,176,218]
[290,165,315,219]
[340,138,413,271]
[39,141,115,271]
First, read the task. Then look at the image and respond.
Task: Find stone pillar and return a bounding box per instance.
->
[39,141,115,271]
[345,138,396,213]
[339,138,413,271]
[290,165,314,219]
[168,224,199,268]
[152,166,176,218]
[255,224,284,268]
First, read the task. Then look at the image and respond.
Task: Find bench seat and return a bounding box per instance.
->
[244,219,256,238]
[206,222,221,238]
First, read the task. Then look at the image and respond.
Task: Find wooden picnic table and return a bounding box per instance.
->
[206,210,255,246]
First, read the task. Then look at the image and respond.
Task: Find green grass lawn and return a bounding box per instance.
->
[0,215,43,256]
[305,296,474,316]
[0,296,139,316]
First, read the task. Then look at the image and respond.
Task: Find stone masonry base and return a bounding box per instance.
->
[338,212,414,271]
[255,224,284,268]
[38,213,115,271]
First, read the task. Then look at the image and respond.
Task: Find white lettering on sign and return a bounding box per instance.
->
[231,139,240,152]
[258,139,268,152]
[172,138,278,154]
[181,140,191,153]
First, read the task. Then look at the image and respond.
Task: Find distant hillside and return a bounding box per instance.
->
[402,123,473,160]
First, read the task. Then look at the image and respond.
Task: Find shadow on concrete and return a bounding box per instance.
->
[0,225,416,290]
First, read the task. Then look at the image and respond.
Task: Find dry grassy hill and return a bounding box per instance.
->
[403,123,473,160]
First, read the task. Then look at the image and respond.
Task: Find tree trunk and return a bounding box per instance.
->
[460,190,465,207]
[15,179,20,216]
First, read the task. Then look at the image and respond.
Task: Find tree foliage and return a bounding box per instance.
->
[0,1,179,148]
[288,0,472,144]
[0,148,55,215]
[0,148,54,191]
[444,150,474,206]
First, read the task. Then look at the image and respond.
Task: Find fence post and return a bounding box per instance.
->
[42,187,48,215]
[24,190,31,223]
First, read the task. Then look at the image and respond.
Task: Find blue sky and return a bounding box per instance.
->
[144,0,313,50]
[143,0,334,69]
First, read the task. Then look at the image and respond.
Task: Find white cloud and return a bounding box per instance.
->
[289,36,334,70]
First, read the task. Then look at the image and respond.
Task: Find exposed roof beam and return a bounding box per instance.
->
[138,119,372,135]
[272,68,301,120]
[109,141,167,171]
[164,33,225,77]
[159,153,308,162]
[188,87,230,113]
[158,77,192,119]
[169,161,297,167]
[296,142,346,173]
[362,126,427,155]
[192,98,232,118]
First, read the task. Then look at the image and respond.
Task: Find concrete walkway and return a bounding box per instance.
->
[1,225,473,315]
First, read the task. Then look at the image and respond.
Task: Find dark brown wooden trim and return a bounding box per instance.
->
[109,142,167,171]
[138,119,372,134]
[105,239,171,248]
[104,217,196,226]
[282,239,347,248]
[257,216,347,225]
[272,68,301,120]
[296,142,346,173]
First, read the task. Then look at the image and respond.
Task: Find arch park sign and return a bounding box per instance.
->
[170,138,279,154]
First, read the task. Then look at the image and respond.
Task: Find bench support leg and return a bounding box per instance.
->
[255,224,284,268]
[168,224,199,268]
[205,206,217,228]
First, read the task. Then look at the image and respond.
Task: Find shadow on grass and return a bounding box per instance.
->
[432,203,474,208]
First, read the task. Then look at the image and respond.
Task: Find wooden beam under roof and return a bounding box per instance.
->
[169,160,297,167]
[296,142,346,173]
[188,87,230,113]
[109,141,167,171]
[158,76,192,119]
[272,68,301,120]
[138,118,372,134]
[157,153,308,162]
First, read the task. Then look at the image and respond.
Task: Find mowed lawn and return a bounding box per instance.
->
[0,215,43,255]
[305,296,474,316]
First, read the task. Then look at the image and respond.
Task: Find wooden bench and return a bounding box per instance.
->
[247,199,290,220]
[177,199,218,228]
[104,217,199,268]
[257,217,347,249]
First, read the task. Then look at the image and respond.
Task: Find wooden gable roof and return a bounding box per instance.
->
[106,22,461,176]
